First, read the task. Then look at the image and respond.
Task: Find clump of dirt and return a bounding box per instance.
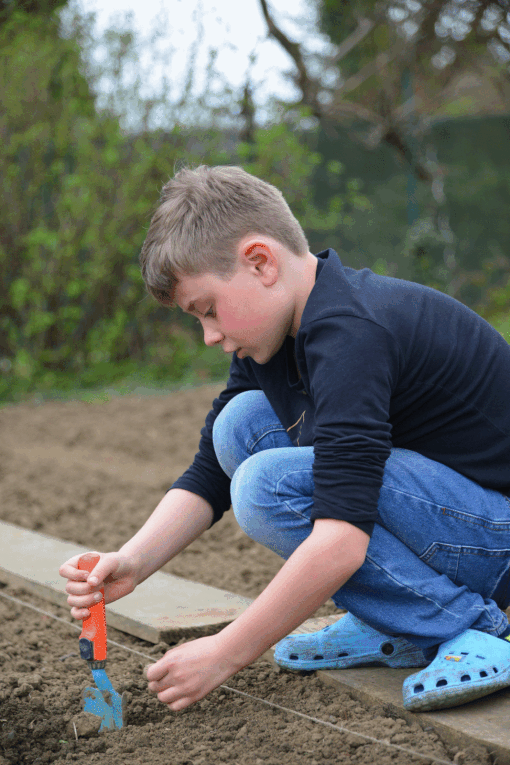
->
[0,388,494,764]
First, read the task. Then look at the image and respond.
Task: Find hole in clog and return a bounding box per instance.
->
[480,671,488,677]
[460,674,471,682]
[289,654,299,660]
[381,642,395,656]
[461,652,468,655]
[493,667,499,673]
[476,654,485,660]
[436,679,447,687]
[413,684,424,693]
[313,655,324,661]
[338,652,349,657]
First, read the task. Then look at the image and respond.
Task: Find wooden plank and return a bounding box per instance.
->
[0,520,252,643]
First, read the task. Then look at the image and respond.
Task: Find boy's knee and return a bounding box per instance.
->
[212,390,266,454]
[231,451,274,540]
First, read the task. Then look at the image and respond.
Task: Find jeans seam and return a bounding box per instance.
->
[418,544,459,585]
[365,553,494,628]
[440,506,510,531]
[274,472,313,520]
[382,485,510,531]
[421,543,510,560]
[247,425,287,454]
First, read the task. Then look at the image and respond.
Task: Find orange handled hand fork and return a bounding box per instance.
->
[78,553,107,665]
[77,553,126,731]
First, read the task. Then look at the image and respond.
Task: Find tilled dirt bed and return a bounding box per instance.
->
[0,386,492,764]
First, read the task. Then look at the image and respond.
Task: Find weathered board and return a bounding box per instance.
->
[0,520,252,643]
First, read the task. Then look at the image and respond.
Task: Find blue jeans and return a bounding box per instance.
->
[212,390,510,657]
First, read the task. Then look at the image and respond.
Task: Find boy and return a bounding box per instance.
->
[60,165,510,714]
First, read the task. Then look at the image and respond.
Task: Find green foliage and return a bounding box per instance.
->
[318,0,381,77]
[319,0,359,50]
[0,0,68,25]
[4,2,507,406]
[1,2,372,405]
[317,0,510,78]
[238,116,371,254]
[488,312,510,344]
[0,8,234,402]
[404,128,510,310]
[2,8,366,403]
[312,114,510,314]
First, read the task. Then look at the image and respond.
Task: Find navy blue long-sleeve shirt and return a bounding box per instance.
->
[171,249,510,536]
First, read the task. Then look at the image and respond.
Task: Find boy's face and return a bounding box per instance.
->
[174,241,295,365]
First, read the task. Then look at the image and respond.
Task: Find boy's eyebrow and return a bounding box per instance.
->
[184,301,197,314]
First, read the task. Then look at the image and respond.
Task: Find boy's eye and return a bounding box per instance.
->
[204,307,215,318]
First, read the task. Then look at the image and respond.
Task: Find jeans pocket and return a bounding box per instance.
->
[420,542,510,605]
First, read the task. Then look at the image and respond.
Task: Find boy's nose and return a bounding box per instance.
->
[203,327,223,347]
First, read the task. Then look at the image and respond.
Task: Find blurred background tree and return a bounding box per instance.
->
[259,0,510,330]
[1,0,509,403]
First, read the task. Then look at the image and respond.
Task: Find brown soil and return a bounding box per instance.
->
[0,387,492,765]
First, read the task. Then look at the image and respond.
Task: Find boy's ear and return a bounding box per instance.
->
[238,238,279,286]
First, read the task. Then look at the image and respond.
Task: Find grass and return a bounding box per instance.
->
[0,353,231,408]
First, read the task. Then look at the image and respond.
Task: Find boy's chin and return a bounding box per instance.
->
[237,350,258,363]
[246,349,274,365]
[236,348,258,362]
[236,339,282,364]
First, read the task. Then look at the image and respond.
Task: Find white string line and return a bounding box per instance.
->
[219,686,455,765]
[0,589,455,765]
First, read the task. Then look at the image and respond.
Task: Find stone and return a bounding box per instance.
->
[67,712,101,739]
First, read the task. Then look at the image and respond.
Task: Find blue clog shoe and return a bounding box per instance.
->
[403,629,510,711]
[274,612,428,671]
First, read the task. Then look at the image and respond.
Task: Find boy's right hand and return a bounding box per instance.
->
[59,551,138,621]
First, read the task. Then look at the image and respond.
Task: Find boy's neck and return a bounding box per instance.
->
[289,252,318,338]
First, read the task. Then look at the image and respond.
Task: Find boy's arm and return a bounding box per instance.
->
[213,518,368,662]
[63,367,255,617]
[145,519,369,710]
[61,489,214,619]
[120,489,214,585]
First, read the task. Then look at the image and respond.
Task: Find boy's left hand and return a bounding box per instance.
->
[144,635,238,711]
[144,519,368,712]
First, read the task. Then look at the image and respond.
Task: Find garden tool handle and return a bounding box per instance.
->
[78,553,107,665]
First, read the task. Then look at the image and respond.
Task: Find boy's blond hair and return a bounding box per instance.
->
[139,165,309,305]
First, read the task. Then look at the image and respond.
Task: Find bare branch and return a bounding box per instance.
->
[331,16,375,63]
[324,99,384,126]
[383,126,431,182]
[413,0,445,56]
[336,42,405,97]
[258,0,432,183]
[258,0,321,115]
